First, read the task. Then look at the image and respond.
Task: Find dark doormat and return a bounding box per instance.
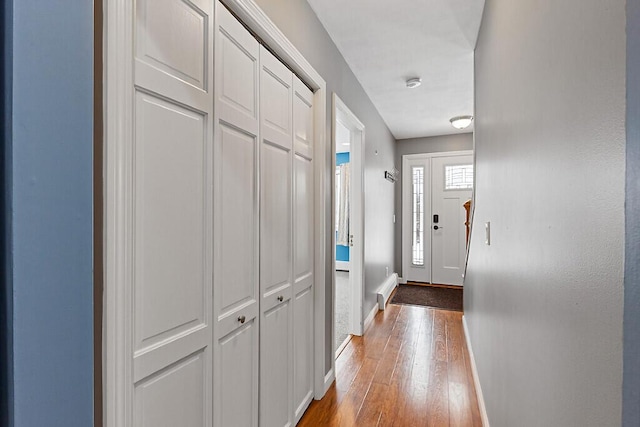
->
[391,284,463,311]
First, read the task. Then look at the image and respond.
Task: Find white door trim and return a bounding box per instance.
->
[401,151,473,284]
[103,2,134,426]
[103,2,329,425]
[331,94,365,359]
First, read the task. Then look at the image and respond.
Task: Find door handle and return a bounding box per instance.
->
[277,295,284,302]
[238,315,246,324]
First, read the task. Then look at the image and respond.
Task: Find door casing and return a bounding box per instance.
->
[331,94,365,363]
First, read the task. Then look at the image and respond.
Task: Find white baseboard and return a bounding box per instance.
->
[335,260,350,271]
[462,315,490,427]
[363,303,378,333]
[322,368,335,397]
[398,276,407,284]
[377,272,398,310]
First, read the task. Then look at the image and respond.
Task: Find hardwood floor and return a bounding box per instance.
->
[298,304,482,427]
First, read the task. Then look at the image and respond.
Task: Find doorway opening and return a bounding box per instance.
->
[332,94,364,359]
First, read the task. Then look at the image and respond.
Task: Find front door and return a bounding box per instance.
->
[402,153,473,285]
[431,155,473,285]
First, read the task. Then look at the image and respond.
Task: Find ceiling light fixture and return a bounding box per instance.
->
[406,77,422,89]
[449,115,474,129]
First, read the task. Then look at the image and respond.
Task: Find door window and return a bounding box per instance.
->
[444,164,474,190]
[412,166,425,266]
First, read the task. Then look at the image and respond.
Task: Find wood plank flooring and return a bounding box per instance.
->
[298,304,482,427]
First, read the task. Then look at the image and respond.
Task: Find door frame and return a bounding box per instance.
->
[331,94,365,361]
[103,1,329,425]
[401,150,473,283]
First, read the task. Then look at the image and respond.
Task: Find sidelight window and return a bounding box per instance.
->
[412,166,424,266]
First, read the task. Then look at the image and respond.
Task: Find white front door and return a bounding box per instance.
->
[431,155,473,285]
[403,157,432,283]
[402,152,473,285]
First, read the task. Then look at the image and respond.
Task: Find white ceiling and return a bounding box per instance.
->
[307,0,485,140]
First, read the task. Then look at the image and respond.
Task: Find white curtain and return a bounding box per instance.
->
[337,163,350,246]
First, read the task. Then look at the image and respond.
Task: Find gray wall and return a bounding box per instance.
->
[624,0,640,424]
[466,0,625,426]
[254,0,397,375]
[394,133,473,276]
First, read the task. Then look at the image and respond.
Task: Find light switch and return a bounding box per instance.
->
[485,222,491,245]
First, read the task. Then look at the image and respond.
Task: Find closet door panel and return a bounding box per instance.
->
[127,0,214,425]
[134,350,206,427]
[214,4,260,427]
[260,47,293,151]
[217,5,259,135]
[260,301,292,427]
[261,142,292,296]
[259,45,294,427]
[293,79,314,160]
[219,321,258,427]
[293,286,313,421]
[292,77,315,422]
[218,124,258,322]
[293,154,314,292]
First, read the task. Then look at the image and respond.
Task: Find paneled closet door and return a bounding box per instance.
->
[129,0,214,426]
[259,46,294,427]
[292,77,315,423]
[213,4,260,427]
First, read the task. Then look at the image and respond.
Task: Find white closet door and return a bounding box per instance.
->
[259,46,294,427]
[213,4,260,427]
[130,0,214,426]
[292,77,315,423]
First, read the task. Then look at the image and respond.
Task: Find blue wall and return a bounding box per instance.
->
[4,1,94,426]
[336,152,350,263]
[336,152,350,166]
[624,0,640,424]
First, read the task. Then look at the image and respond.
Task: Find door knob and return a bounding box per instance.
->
[277,295,284,302]
[434,225,443,230]
[238,315,246,324]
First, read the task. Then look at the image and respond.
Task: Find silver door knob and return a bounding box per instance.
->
[277,295,284,302]
[238,315,246,324]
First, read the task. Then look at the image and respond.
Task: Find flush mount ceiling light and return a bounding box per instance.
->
[449,115,474,129]
[406,77,422,89]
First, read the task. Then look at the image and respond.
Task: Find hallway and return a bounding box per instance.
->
[299,304,482,426]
